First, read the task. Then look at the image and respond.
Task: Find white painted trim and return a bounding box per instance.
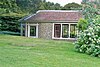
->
[52,23,54,39]
[52,23,77,24]
[60,24,62,38]
[25,23,28,37]
[36,23,39,38]
[28,23,39,38]
[27,23,30,37]
[52,38,77,40]
[52,23,77,39]
[24,14,36,21]
[37,10,82,13]
[28,24,39,26]
[69,24,71,38]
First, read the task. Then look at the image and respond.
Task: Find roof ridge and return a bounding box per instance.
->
[37,10,82,13]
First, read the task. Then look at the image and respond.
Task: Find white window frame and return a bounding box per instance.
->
[52,23,78,40]
[28,23,39,38]
[21,23,39,38]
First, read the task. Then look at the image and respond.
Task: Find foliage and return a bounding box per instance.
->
[75,21,100,57]
[94,15,100,24]
[82,3,99,22]
[0,0,44,14]
[0,0,21,14]
[0,16,22,32]
[39,1,62,10]
[82,0,100,9]
[0,0,59,33]
[0,0,82,33]
[63,2,82,10]
[77,18,88,32]
[75,2,100,57]
[16,0,41,13]
[0,8,6,15]
[0,31,20,35]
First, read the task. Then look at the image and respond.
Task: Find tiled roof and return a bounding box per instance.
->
[22,10,82,22]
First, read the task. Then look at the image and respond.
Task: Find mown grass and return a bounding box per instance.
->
[0,34,100,67]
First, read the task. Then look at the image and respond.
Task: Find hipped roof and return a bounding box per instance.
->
[20,10,82,23]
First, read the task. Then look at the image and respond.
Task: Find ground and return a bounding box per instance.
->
[0,35,100,67]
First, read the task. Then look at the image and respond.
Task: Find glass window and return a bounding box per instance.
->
[30,26,36,36]
[70,24,77,38]
[62,24,69,38]
[53,24,77,38]
[54,24,61,38]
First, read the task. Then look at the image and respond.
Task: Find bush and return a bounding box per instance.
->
[74,23,100,57]
[77,18,88,32]
[0,31,20,36]
[75,2,100,57]
[0,16,21,32]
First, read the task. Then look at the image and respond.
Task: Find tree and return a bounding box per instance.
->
[0,0,63,33]
[82,2,99,22]
[39,1,62,10]
[16,0,41,13]
[82,0,100,9]
[54,3,62,10]
[0,0,20,14]
[63,2,82,10]
[39,0,46,10]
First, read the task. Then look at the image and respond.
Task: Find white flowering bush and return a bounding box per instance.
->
[74,2,100,57]
[75,22,100,57]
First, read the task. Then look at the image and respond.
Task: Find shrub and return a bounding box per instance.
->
[77,18,88,32]
[0,31,20,36]
[0,16,21,32]
[75,2,100,57]
[74,22,100,57]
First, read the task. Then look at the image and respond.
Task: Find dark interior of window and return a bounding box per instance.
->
[62,24,69,38]
[54,24,77,38]
[30,26,36,36]
[70,24,77,38]
[54,24,61,38]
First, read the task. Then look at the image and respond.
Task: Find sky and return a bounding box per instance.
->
[46,0,82,6]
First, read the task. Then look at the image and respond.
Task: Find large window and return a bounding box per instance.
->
[53,23,77,39]
[62,24,69,38]
[70,24,77,38]
[54,24,61,38]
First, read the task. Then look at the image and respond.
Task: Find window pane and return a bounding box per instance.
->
[54,24,61,38]
[70,24,77,38]
[62,24,69,38]
[30,26,36,36]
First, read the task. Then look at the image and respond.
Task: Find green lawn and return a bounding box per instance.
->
[0,35,100,67]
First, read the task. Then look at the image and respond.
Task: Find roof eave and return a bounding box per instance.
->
[22,20,79,23]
